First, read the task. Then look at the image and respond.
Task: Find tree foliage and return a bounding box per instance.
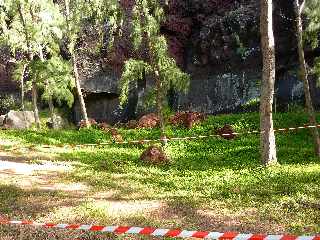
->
[30,56,75,107]
[0,0,63,56]
[62,0,120,54]
[304,0,320,82]
[305,0,320,49]
[0,0,74,110]
[119,0,190,108]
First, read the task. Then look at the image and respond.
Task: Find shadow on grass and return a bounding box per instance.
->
[56,131,320,207]
[0,184,83,219]
[116,194,320,235]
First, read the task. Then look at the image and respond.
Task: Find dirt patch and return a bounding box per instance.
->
[0,152,89,195]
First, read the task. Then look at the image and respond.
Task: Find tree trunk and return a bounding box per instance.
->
[32,81,40,128]
[64,0,89,127]
[20,64,26,111]
[72,53,90,127]
[155,70,167,145]
[48,94,55,129]
[45,79,56,129]
[260,0,277,166]
[294,0,320,156]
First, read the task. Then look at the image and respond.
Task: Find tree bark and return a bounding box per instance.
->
[48,93,55,129]
[20,64,27,111]
[294,0,320,156]
[72,53,90,127]
[64,0,90,127]
[154,70,167,145]
[260,0,277,166]
[32,81,40,128]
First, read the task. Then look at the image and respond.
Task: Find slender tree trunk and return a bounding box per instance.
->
[294,0,320,156]
[20,64,26,111]
[260,0,277,166]
[155,70,167,145]
[48,94,55,129]
[64,0,90,127]
[45,79,56,129]
[32,81,40,128]
[72,53,90,127]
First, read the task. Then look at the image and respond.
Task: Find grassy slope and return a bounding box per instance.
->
[0,112,320,236]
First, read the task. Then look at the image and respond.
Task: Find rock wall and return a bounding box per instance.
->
[0,47,18,93]
[75,0,319,123]
[167,0,310,113]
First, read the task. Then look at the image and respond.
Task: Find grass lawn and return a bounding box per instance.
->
[0,112,319,239]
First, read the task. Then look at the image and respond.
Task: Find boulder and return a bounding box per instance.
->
[0,115,5,126]
[137,113,159,129]
[140,146,168,165]
[5,111,35,129]
[46,115,70,129]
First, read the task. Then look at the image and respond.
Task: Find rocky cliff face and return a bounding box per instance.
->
[164,0,305,113]
[76,0,315,122]
[0,47,17,93]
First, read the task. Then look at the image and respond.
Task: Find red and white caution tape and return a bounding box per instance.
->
[0,220,319,240]
[43,124,320,148]
[8,124,320,150]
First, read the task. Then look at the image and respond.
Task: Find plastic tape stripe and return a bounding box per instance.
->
[0,220,319,239]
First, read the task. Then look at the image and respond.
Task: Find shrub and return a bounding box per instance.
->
[0,94,19,115]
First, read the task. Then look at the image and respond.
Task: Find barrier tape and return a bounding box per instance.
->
[6,124,320,150]
[0,220,319,240]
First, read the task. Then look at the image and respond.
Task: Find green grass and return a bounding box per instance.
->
[0,112,320,235]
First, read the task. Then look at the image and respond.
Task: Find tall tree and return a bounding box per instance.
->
[62,0,90,127]
[28,55,75,128]
[0,0,63,128]
[294,0,320,156]
[12,61,27,111]
[119,0,189,141]
[259,0,277,165]
[62,0,119,128]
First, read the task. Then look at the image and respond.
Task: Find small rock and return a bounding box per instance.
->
[46,115,69,129]
[215,124,236,140]
[137,113,160,129]
[5,110,35,129]
[140,146,168,165]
